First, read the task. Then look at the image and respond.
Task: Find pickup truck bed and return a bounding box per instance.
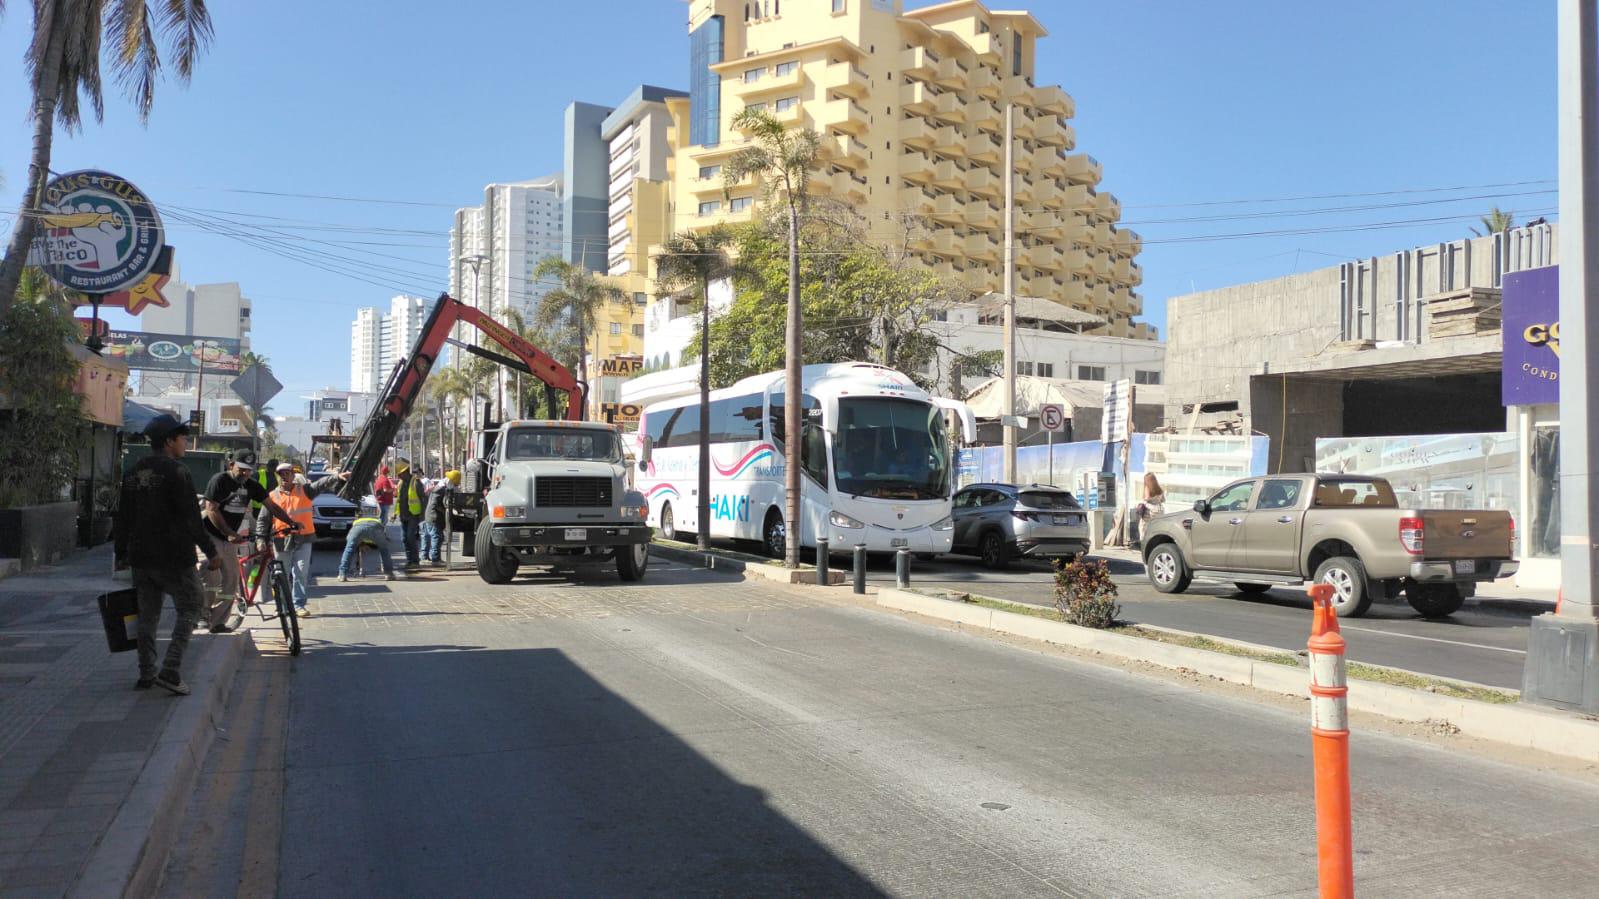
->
[1141,474,1517,618]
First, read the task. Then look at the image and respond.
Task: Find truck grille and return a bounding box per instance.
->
[535,476,612,508]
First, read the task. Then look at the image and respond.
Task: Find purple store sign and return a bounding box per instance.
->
[1501,265,1560,406]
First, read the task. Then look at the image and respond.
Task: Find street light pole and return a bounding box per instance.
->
[1523,0,1599,712]
[1002,101,1017,484]
[464,255,486,433]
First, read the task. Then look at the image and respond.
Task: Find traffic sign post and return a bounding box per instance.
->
[1040,403,1065,486]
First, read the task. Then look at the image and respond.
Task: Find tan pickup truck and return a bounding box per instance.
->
[1140,475,1517,618]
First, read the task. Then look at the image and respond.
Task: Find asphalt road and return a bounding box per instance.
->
[238,544,1598,896]
[847,550,1537,690]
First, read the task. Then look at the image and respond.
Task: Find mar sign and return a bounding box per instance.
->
[28,170,165,294]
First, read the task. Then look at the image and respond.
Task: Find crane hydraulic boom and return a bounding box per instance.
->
[336,292,583,502]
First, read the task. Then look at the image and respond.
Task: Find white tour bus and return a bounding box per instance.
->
[636,362,975,557]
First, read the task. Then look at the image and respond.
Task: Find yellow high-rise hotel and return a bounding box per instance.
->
[654,0,1151,340]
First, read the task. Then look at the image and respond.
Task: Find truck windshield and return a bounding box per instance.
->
[831,398,950,501]
[502,428,620,463]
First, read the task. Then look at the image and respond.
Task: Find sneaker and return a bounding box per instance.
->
[297,606,312,618]
[337,573,349,582]
[135,676,155,690]
[154,670,190,696]
[385,572,396,581]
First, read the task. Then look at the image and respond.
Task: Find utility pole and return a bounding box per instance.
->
[464,255,486,433]
[1002,102,1018,483]
[1524,0,1599,712]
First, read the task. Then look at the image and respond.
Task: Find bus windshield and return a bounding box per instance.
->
[502,428,620,463]
[831,398,950,500]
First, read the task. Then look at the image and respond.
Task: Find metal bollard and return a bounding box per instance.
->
[1307,582,1353,898]
[895,548,910,588]
[853,544,867,594]
[817,538,830,585]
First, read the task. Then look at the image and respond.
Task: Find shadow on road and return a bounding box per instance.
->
[282,643,885,897]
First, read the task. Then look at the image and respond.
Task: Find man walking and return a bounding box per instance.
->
[200,449,295,632]
[262,462,348,617]
[337,505,399,581]
[420,469,459,565]
[113,415,219,696]
[395,459,426,569]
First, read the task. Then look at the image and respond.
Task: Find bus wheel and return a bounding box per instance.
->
[762,510,786,559]
[660,503,678,542]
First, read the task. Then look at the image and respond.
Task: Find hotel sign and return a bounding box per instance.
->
[600,355,644,377]
[1501,266,1559,406]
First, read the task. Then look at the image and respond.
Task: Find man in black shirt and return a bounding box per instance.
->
[113,415,219,696]
[200,449,295,631]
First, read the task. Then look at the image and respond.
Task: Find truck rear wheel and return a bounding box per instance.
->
[1314,556,1372,617]
[1406,583,1464,619]
[617,541,649,582]
[475,525,518,584]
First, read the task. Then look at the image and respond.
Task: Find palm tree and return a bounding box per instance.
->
[724,107,821,567]
[654,227,737,550]
[0,1,216,318]
[1470,206,1516,237]
[531,257,625,417]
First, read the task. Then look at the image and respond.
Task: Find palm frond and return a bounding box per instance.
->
[107,0,160,119]
[157,0,212,80]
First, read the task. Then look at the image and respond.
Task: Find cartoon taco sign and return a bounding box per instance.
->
[29,170,165,294]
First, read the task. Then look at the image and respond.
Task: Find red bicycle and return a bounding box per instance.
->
[235,531,303,656]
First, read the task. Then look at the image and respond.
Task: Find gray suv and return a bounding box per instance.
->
[950,483,1090,569]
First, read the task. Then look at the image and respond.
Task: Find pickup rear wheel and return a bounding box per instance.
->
[474,524,518,584]
[1314,556,1372,617]
[1147,543,1191,594]
[617,541,649,582]
[1406,583,1464,619]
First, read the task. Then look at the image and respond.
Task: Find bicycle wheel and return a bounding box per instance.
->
[270,563,301,656]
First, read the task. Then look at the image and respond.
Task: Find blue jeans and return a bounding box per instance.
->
[420,522,441,561]
[339,521,395,576]
[284,542,314,610]
[401,519,420,565]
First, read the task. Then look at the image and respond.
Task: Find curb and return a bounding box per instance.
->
[651,541,847,586]
[875,588,1599,764]
[69,630,253,899]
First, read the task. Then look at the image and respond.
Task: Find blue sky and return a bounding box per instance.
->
[0,1,1557,401]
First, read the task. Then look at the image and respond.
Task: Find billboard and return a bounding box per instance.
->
[1501,265,1559,406]
[102,330,243,374]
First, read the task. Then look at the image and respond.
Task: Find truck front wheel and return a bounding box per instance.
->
[1405,583,1464,619]
[617,541,649,582]
[475,525,519,584]
[1314,556,1372,617]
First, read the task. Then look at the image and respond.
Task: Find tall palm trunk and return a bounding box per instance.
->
[784,203,802,568]
[0,2,66,317]
[698,274,711,550]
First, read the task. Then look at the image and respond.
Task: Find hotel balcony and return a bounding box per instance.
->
[931,124,964,155]
[1063,153,1102,185]
[963,265,995,292]
[933,55,968,90]
[899,187,936,217]
[1031,85,1075,118]
[969,32,1003,66]
[930,158,963,190]
[1090,252,1112,278]
[817,97,871,135]
[1062,183,1093,213]
[901,80,937,115]
[1035,148,1066,178]
[732,66,805,99]
[900,149,936,182]
[819,60,869,100]
[901,45,939,80]
[933,90,967,124]
[969,64,998,99]
[1023,209,1063,240]
[968,203,999,230]
[1092,220,1116,247]
[965,232,999,262]
[965,129,1001,163]
[1095,191,1122,222]
[1035,118,1073,148]
[1115,258,1143,286]
[900,115,936,149]
[1114,227,1143,255]
[931,228,959,255]
[1059,247,1090,275]
[964,164,999,197]
[822,133,869,170]
[929,192,963,224]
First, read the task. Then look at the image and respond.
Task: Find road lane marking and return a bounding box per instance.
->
[1340,625,1526,655]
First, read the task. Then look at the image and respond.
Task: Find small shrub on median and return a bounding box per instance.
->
[1053,556,1121,629]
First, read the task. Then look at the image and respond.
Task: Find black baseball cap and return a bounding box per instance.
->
[142,413,191,444]
[229,449,258,470]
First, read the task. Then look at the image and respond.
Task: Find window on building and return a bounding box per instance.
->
[1016,361,1033,376]
[1077,365,1106,381]
[730,196,754,212]
[775,60,798,77]
[774,96,799,112]
[1036,362,1054,378]
[978,20,990,33]
[1135,369,1161,385]
[745,101,767,113]
[633,292,647,305]
[698,200,722,216]
[632,323,645,337]
[832,0,846,11]
[699,164,721,180]
[1013,38,1024,76]
[609,322,622,335]
[744,67,764,83]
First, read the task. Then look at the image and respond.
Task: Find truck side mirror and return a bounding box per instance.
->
[638,436,653,469]
[1192,500,1211,517]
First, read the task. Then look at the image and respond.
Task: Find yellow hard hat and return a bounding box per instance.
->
[446,470,462,486]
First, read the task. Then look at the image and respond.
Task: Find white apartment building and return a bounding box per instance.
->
[350,295,433,394]
[137,270,253,399]
[448,177,564,323]
[602,86,686,277]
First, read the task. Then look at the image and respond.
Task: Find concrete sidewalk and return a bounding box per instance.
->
[1089,545,1559,613]
[0,545,246,898]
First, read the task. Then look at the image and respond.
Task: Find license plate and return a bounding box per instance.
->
[331,522,348,531]
[1454,560,1475,574]
[564,528,588,542]
[890,538,908,547]
[1054,515,1080,526]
